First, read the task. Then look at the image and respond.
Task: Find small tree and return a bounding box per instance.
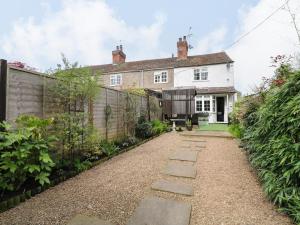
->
[49,55,101,162]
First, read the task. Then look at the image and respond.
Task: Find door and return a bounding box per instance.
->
[216,97,225,122]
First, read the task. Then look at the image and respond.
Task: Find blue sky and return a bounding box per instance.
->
[0,0,299,92]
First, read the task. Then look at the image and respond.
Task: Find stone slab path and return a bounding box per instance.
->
[151,180,194,196]
[169,151,198,162]
[67,215,114,225]
[126,197,192,225]
[163,163,197,178]
[0,132,293,225]
[183,139,206,143]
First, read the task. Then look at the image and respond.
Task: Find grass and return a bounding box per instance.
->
[197,123,229,132]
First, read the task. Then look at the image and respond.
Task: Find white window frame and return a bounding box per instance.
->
[154,71,168,84]
[110,74,122,86]
[193,67,208,81]
[195,95,211,113]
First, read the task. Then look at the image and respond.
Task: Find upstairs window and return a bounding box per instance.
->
[110,74,122,86]
[194,67,208,81]
[154,71,168,83]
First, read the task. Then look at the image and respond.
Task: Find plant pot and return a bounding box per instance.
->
[186,126,193,131]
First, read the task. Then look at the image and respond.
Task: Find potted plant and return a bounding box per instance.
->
[198,112,209,126]
[186,119,193,131]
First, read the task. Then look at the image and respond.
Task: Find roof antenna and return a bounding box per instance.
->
[187,26,194,49]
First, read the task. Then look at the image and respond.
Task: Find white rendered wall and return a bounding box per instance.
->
[174,63,234,88]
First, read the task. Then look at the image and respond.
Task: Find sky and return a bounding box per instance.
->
[0,0,300,93]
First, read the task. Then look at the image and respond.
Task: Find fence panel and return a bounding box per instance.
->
[5,66,162,140]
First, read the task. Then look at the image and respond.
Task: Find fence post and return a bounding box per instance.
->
[0,59,7,123]
[146,91,151,121]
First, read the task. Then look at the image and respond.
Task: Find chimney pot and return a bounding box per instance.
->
[112,45,126,64]
[177,36,188,60]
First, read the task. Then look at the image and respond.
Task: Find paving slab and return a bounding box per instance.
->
[163,163,197,178]
[169,151,198,162]
[151,179,194,196]
[126,197,191,225]
[67,215,114,225]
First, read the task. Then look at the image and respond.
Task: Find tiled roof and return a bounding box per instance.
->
[90,52,233,73]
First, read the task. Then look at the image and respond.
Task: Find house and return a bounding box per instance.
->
[90,36,237,124]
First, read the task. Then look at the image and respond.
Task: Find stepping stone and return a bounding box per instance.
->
[127,197,191,225]
[183,139,206,143]
[169,151,198,162]
[151,180,194,196]
[163,163,197,178]
[67,215,114,225]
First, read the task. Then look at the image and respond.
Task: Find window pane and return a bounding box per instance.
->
[161,72,167,82]
[204,100,210,111]
[194,69,200,80]
[201,71,208,80]
[154,74,160,83]
[196,100,202,112]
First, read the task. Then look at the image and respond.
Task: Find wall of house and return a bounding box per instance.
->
[101,68,174,91]
[174,63,234,88]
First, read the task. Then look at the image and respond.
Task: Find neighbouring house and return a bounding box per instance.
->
[90,36,238,124]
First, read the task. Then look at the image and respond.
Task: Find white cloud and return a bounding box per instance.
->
[191,26,227,54]
[229,0,300,93]
[192,0,300,93]
[1,0,166,69]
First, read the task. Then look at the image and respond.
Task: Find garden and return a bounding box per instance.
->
[229,55,300,223]
[0,57,170,212]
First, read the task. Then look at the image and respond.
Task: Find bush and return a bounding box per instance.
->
[135,122,153,139]
[243,69,300,222]
[100,140,120,157]
[0,116,56,193]
[114,136,138,149]
[151,120,168,135]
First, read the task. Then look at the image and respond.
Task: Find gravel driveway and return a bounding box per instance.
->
[0,132,293,225]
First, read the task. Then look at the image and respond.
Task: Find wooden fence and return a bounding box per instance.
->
[0,59,162,140]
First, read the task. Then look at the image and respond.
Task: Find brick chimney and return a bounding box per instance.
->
[177,36,188,60]
[112,45,126,64]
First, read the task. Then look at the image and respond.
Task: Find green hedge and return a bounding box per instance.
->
[243,70,300,223]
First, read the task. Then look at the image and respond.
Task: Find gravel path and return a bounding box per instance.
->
[0,132,293,225]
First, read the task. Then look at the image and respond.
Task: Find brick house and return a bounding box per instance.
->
[90,36,237,123]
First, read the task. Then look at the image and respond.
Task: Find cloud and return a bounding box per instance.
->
[228,0,300,93]
[1,0,166,69]
[191,26,228,54]
[192,0,300,93]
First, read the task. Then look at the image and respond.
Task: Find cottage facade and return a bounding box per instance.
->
[90,37,237,123]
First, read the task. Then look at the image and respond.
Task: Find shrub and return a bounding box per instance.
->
[151,120,168,135]
[114,136,138,149]
[73,159,92,173]
[100,140,120,156]
[135,122,153,139]
[243,69,300,222]
[0,116,56,193]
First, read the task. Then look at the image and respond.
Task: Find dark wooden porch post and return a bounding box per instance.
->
[0,59,7,123]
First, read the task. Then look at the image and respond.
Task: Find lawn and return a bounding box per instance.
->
[197,123,229,131]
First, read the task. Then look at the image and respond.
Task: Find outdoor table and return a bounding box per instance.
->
[170,118,186,131]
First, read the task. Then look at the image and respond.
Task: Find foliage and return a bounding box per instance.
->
[0,116,56,193]
[185,119,192,127]
[49,55,101,162]
[126,88,146,96]
[125,93,138,136]
[151,120,168,135]
[228,124,244,138]
[100,140,120,157]
[242,69,300,222]
[114,136,138,149]
[135,122,153,139]
[73,159,92,173]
